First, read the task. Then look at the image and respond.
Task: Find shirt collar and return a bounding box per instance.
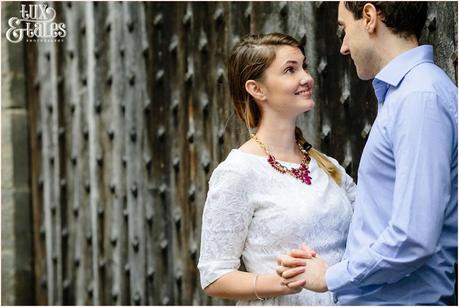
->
[372,45,434,103]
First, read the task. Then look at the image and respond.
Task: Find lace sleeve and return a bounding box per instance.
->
[197,164,254,289]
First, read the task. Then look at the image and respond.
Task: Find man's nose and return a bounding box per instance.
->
[340,42,350,55]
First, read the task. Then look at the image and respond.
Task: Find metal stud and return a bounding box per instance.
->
[182,11,192,27]
[133,292,141,305]
[321,124,331,141]
[217,127,225,144]
[62,227,68,239]
[110,234,117,246]
[86,231,92,245]
[73,205,79,217]
[340,89,350,105]
[131,183,138,198]
[107,74,113,87]
[58,127,65,139]
[279,2,288,16]
[361,123,371,139]
[317,58,327,75]
[169,36,178,54]
[95,100,102,113]
[159,183,167,197]
[98,205,104,218]
[171,98,179,115]
[213,8,224,25]
[217,67,225,83]
[146,211,154,225]
[199,33,208,53]
[112,289,118,302]
[157,126,166,141]
[147,267,155,280]
[188,184,196,202]
[156,69,164,83]
[154,13,163,27]
[187,128,194,143]
[130,127,137,143]
[127,20,135,32]
[107,128,115,141]
[173,156,180,171]
[41,275,47,288]
[244,6,251,19]
[201,153,210,173]
[160,239,168,250]
[144,154,152,169]
[427,15,436,32]
[83,127,89,140]
[132,236,139,252]
[173,208,181,225]
[129,73,136,86]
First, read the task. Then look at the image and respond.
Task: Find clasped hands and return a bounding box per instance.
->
[276,243,329,293]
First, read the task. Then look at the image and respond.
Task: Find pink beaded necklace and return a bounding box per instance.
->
[251,134,312,185]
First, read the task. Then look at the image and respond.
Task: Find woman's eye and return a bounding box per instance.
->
[285,67,295,74]
[302,63,308,70]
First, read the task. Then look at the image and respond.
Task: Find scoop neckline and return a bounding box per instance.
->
[232,148,302,166]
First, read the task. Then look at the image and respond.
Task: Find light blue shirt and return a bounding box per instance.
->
[325,45,458,305]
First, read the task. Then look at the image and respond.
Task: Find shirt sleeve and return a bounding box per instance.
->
[197,164,255,289]
[326,92,455,292]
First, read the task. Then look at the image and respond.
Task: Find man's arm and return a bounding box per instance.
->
[279,92,454,294]
[326,91,453,292]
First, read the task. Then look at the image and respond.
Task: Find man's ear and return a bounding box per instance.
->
[362,3,378,33]
[245,80,266,101]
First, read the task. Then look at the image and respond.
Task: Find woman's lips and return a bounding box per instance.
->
[295,90,313,97]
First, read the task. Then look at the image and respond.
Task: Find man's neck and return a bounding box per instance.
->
[376,34,419,73]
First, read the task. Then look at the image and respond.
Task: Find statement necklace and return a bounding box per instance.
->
[251,134,312,185]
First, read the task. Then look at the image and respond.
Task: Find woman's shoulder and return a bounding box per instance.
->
[212,149,256,175]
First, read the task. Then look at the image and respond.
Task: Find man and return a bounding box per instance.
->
[277,1,458,305]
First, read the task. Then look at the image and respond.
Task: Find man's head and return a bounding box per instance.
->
[338,1,428,80]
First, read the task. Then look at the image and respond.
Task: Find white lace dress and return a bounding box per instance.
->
[198,149,356,305]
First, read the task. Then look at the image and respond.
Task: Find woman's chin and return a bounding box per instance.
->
[300,98,315,112]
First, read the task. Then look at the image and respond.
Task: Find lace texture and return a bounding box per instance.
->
[198,149,356,305]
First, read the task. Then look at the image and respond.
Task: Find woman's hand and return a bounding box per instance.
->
[276,243,317,278]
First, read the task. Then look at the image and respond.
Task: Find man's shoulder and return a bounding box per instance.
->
[402,62,457,94]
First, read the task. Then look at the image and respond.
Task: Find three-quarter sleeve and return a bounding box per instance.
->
[197,164,254,289]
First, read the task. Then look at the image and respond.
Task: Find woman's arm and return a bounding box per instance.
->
[204,271,305,300]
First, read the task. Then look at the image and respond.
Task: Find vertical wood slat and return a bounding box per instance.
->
[85,2,100,304]
[24,2,456,305]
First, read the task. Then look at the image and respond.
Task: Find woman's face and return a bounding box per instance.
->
[259,45,315,117]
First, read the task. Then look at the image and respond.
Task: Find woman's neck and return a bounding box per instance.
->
[254,117,298,156]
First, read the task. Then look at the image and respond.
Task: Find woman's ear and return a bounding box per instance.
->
[362,3,377,33]
[245,80,266,101]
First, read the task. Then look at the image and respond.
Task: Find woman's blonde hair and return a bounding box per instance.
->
[227,33,342,185]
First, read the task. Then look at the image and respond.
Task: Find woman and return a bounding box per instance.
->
[197,33,356,305]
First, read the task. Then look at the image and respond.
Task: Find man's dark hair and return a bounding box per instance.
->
[344,2,428,40]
